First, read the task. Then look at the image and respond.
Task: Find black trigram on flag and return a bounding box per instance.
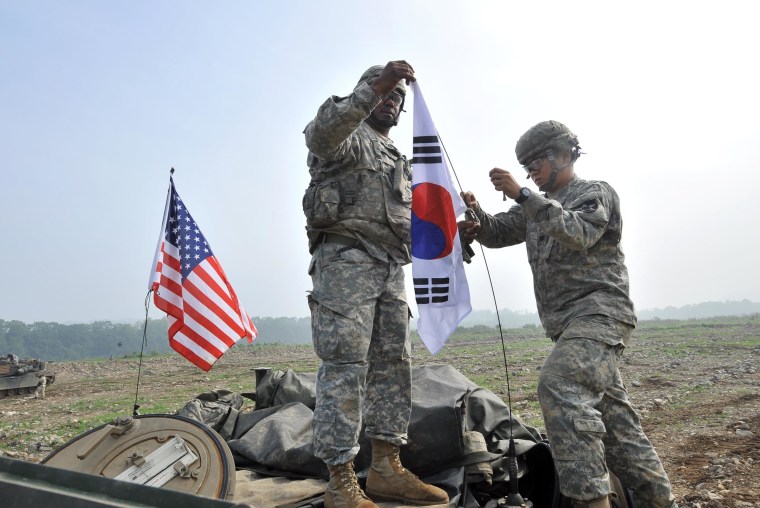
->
[414,277,450,304]
[410,135,442,165]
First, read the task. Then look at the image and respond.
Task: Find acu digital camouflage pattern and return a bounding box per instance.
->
[303,68,413,466]
[303,80,412,264]
[515,120,580,165]
[308,242,412,465]
[539,321,676,507]
[473,175,635,340]
[472,175,676,505]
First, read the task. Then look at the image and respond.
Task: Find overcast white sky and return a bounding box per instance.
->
[2,1,758,324]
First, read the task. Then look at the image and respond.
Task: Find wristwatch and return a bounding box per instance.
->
[515,187,531,204]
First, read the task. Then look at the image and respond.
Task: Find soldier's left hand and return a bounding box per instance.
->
[489,168,521,200]
[458,220,480,242]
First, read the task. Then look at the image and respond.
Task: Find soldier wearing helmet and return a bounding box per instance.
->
[459,121,677,508]
[515,120,582,193]
[302,61,448,508]
[355,65,408,129]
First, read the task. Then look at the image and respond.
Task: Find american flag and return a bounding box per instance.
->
[149,178,257,371]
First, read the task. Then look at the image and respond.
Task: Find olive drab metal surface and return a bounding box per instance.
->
[0,455,242,508]
[41,414,236,500]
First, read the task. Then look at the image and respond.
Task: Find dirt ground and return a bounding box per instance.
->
[1,317,759,507]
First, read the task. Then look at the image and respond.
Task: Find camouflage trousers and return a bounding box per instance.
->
[308,241,412,466]
[34,377,46,399]
[538,326,676,507]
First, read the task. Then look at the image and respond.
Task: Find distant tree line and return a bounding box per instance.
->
[0,316,312,362]
[0,319,167,362]
[453,299,760,327]
[636,299,760,320]
[448,308,541,329]
[2,300,757,362]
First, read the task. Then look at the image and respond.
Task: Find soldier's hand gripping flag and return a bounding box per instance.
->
[410,82,472,354]
[149,177,257,371]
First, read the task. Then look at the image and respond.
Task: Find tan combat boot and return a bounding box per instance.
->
[325,461,378,508]
[365,439,449,506]
[570,496,612,508]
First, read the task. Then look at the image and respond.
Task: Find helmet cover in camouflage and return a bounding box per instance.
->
[515,120,579,165]
[356,65,406,96]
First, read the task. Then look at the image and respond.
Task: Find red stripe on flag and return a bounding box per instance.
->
[167,319,183,338]
[169,337,213,372]
[183,273,240,343]
[163,251,181,272]
[150,179,258,370]
[182,296,239,349]
[154,287,181,320]
[199,258,253,338]
[205,256,253,340]
[174,321,226,358]
[193,262,241,319]
[204,257,242,308]
[159,274,183,299]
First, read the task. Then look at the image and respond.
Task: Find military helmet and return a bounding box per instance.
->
[356,65,406,96]
[515,120,580,165]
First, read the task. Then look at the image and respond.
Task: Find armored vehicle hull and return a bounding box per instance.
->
[0,355,55,398]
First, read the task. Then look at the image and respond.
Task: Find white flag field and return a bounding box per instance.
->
[410,81,472,354]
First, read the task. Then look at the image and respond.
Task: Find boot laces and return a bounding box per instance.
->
[389,449,424,484]
[389,449,406,471]
[336,464,365,497]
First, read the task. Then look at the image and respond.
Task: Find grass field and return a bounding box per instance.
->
[1,315,759,506]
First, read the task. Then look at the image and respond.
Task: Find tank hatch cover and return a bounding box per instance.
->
[41,414,235,500]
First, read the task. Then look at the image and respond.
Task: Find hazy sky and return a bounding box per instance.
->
[2,1,758,324]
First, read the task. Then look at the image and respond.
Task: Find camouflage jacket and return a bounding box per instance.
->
[474,175,636,338]
[303,82,412,264]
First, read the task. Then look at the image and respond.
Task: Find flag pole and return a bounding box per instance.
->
[133,168,175,416]
[435,122,527,506]
[147,168,174,292]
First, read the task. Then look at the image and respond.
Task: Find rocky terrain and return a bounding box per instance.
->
[1,316,758,507]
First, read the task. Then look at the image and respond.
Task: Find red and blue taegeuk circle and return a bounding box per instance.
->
[411,182,457,260]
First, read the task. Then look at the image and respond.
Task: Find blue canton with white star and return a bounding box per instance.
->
[165,182,214,280]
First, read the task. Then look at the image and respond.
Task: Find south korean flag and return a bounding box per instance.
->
[410,82,472,354]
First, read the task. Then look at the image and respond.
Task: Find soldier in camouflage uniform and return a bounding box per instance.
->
[34,373,47,399]
[459,121,676,508]
[303,61,448,508]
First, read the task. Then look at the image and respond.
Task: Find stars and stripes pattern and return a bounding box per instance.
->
[150,178,257,371]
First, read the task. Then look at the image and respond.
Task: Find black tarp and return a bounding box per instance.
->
[179,364,563,507]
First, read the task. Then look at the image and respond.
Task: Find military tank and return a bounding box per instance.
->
[0,354,55,398]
